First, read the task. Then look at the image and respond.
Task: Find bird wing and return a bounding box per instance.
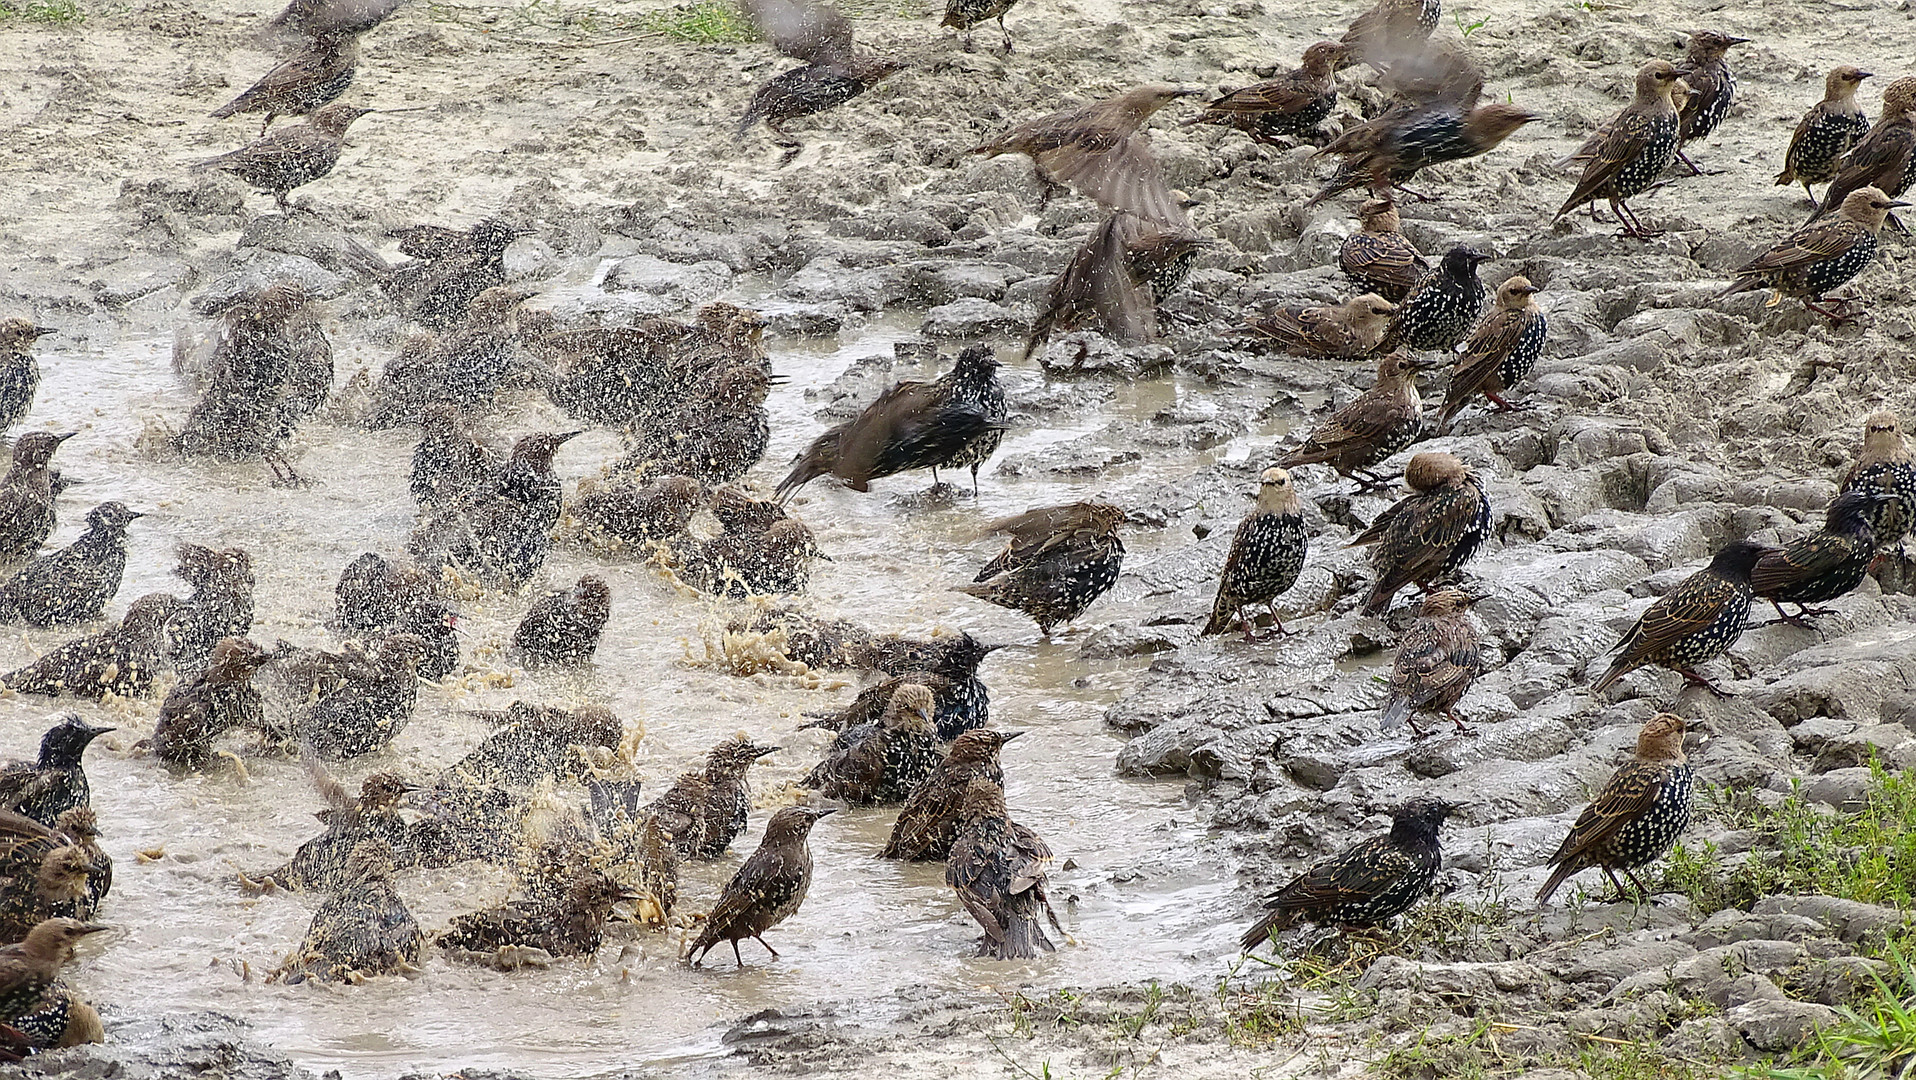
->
[738,0,854,66]
[1617,572,1740,661]
[1342,235,1426,293]
[1265,836,1407,911]
[1732,219,1864,278]
[1005,820,1054,896]
[976,504,1114,579]
[1748,533,1870,596]
[704,845,797,935]
[1033,133,1189,229]
[1248,306,1347,354]
[1445,308,1529,404]
[1557,112,1660,210]
[1544,760,1665,867]
[830,380,943,489]
[1294,386,1411,464]
[1377,38,1484,108]
[945,834,1009,941]
[203,126,329,171]
[1202,75,1316,117]
[1390,621,1479,711]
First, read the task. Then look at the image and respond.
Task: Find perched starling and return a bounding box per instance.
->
[409,431,580,587]
[1276,352,1428,488]
[210,30,358,136]
[1023,212,1204,360]
[151,638,274,770]
[1555,62,1684,238]
[1671,30,1748,173]
[940,0,1016,52]
[1348,451,1490,615]
[199,102,371,211]
[946,777,1061,959]
[440,840,626,961]
[957,502,1125,635]
[1339,0,1439,69]
[685,805,835,967]
[333,552,434,632]
[882,729,1020,862]
[0,502,139,628]
[250,767,420,891]
[382,219,532,332]
[1718,187,1907,321]
[1383,245,1487,352]
[511,575,610,667]
[165,544,256,680]
[1203,467,1310,639]
[570,474,704,548]
[2,594,185,701]
[1537,713,1693,904]
[272,840,423,983]
[0,810,103,940]
[1777,66,1873,208]
[1439,275,1547,424]
[1240,797,1455,948]
[803,683,940,804]
[1750,490,1889,626]
[0,432,75,566]
[0,920,107,1023]
[0,716,113,826]
[972,85,1204,225]
[296,633,428,760]
[1810,77,1916,224]
[442,703,621,789]
[678,493,821,598]
[1379,587,1481,736]
[1591,538,1771,696]
[1339,198,1427,303]
[410,404,501,510]
[736,0,905,164]
[1244,293,1396,359]
[687,737,781,858]
[363,288,531,428]
[621,365,775,486]
[1186,41,1348,147]
[1841,410,1916,549]
[0,322,55,434]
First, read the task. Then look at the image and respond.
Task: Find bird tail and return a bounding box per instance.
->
[1238,906,1295,951]
[1714,276,1759,300]
[1378,694,1413,731]
[992,911,1056,959]
[1535,858,1580,905]
[209,98,244,119]
[1200,592,1236,636]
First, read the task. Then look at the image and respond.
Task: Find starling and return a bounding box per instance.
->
[1555,61,1685,239]
[443,702,621,788]
[1244,293,1396,359]
[0,322,55,435]
[410,404,501,510]
[1383,245,1487,353]
[0,432,75,566]
[409,430,580,588]
[735,0,905,164]
[363,287,531,428]
[1379,587,1481,736]
[1777,66,1873,208]
[643,772,715,860]
[250,766,420,891]
[1671,30,1748,174]
[382,219,533,332]
[52,809,109,916]
[267,0,402,38]
[296,632,429,760]
[1750,489,1890,626]
[440,862,627,964]
[798,633,1000,740]
[0,810,103,940]
[151,638,274,771]
[0,716,113,827]
[1339,198,1427,303]
[957,502,1125,635]
[946,777,1061,959]
[1537,713,1693,904]
[510,575,610,667]
[1718,187,1907,321]
[209,30,358,136]
[584,780,678,925]
[1810,77,1916,224]
[802,683,940,804]
[0,920,107,1023]
[1240,797,1455,948]
[0,502,138,628]
[165,544,256,680]
[1203,467,1310,639]
[1841,409,1916,550]
[1339,0,1439,69]
[569,474,703,548]
[1023,212,1205,360]
[972,84,1204,225]
[1438,274,1547,424]
[679,493,821,598]
[176,283,332,485]
[272,840,424,983]
[389,597,459,682]
[2,594,185,701]
[881,729,1020,862]
[1591,538,1771,696]
[12,984,103,1053]
[537,304,768,428]
[940,0,1016,52]
[333,552,434,633]
[622,365,775,486]
[688,737,781,859]
[1348,451,1490,615]
[198,102,372,211]
[685,805,835,967]
[1276,352,1428,489]
[1185,41,1348,148]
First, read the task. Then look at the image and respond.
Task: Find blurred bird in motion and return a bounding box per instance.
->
[736,0,906,165]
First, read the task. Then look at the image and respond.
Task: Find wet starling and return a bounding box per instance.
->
[537,304,768,428]
[1203,468,1310,639]
[972,85,1205,225]
[643,772,715,860]
[622,365,774,486]
[1338,198,1427,303]
[685,805,835,967]
[1777,66,1873,208]
[1718,187,1907,321]
[957,502,1125,635]
[333,552,434,632]
[151,638,274,771]
[735,0,905,164]
[1348,451,1490,615]
[1671,30,1748,174]
[440,843,627,962]
[1555,61,1685,239]
[0,503,139,628]
[443,703,621,788]
[1750,489,1889,626]
[1379,587,1481,736]
[52,809,109,916]
[686,737,781,859]
[511,575,610,667]
[583,780,678,925]
[1244,293,1397,359]
[391,597,459,682]
[198,102,371,211]
[382,219,533,332]
[1438,274,1547,424]
[679,493,822,598]
[1240,797,1454,948]
[0,432,75,566]
[1023,212,1204,360]
[803,683,940,804]
[0,717,112,827]
[570,474,703,548]
[1383,245,1487,353]
[177,283,332,485]
[250,766,420,891]
[1185,41,1348,148]
[1,594,184,701]
[940,0,1016,51]
[0,810,102,940]
[409,404,501,510]
[210,30,358,136]
[272,840,423,983]
[881,729,1020,862]
[0,920,107,1023]
[1276,352,1428,489]
[1537,713,1693,904]
[1810,77,1916,224]
[1339,0,1439,69]
[409,431,580,587]
[296,632,428,760]
[1591,538,1771,696]
[1841,410,1916,550]
[363,287,532,428]
[946,777,1061,959]
[165,544,255,680]
[0,322,55,435]
[798,633,1000,740]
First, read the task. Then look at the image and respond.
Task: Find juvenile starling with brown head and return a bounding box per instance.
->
[947,777,1061,959]
[2,594,184,701]
[1339,199,1427,303]
[1776,66,1873,208]
[210,30,359,136]
[511,575,610,667]
[1186,41,1347,148]
[199,102,372,211]
[797,633,1000,740]
[273,840,423,983]
[1841,410,1916,550]
[1439,275,1546,424]
[0,321,56,434]
[1203,468,1309,639]
[0,432,75,565]
[0,810,103,940]
[686,805,836,967]
[1750,489,1889,627]
[736,0,905,165]
[1591,538,1771,697]
[1555,61,1685,239]
[1384,245,1487,352]
[1240,797,1454,948]
[1810,77,1916,224]
[1245,294,1396,359]
[1537,713,1693,904]
[1349,451,1490,615]
[1380,587,1481,736]
[1023,212,1204,360]
[688,737,781,858]
[0,502,140,628]
[803,683,940,804]
[1719,187,1907,321]
[0,919,108,1023]
[166,544,256,681]
[958,502,1125,635]
[250,765,421,891]
[1276,352,1427,489]
[0,716,113,827]
[972,84,1204,226]
[152,638,273,770]
[882,729,1021,862]
[1672,29,1749,174]
[439,840,626,960]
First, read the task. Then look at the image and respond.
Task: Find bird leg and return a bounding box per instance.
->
[1623,866,1661,904]
[730,939,744,967]
[1444,710,1476,736]
[1485,390,1524,412]
[1391,182,1436,203]
[1767,599,1826,630]
[969,463,982,497]
[1803,295,1861,323]
[765,121,804,167]
[1611,199,1663,240]
[1264,600,1291,638]
[1673,149,1713,177]
[266,452,311,488]
[275,191,292,213]
[1236,605,1258,643]
[752,934,780,958]
[1800,181,1820,213]
[998,14,1012,52]
[1352,470,1397,494]
[1675,666,1734,697]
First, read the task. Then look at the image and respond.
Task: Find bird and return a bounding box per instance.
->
[1591,538,1772,697]
[0,502,141,628]
[621,365,775,486]
[248,766,421,891]
[1554,61,1685,239]
[0,919,108,1023]
[1244,293,1396,359]
[735,0,906,165]
[797,633,1001,740]
[1672,30,1749,174]
[685,805,836,967]
[940,0,1017,52]
[1379,587,1482,736]
[209,29,358,136]
[1339,0,1439,69]
[1276,351,1428,489]
[296,632,429,760]
[1438,275,1547,424]
[0,321,56,434]
[441,702,622,789]
[1383,245,1487,353]
[266,0,402,39]
[1776,66,1873,209]
[438,840,627,961]
[408,430,580,587]
[1536,713,1693,904]
[409,404,501,510]
[176,283,333,485]
[946,777,1062,959]
[10,984,104,1053]
[198,102,372,211]
[1348,451,1491,616]
[0,716,114,826]
[678,491,823,598]
[165,544,256,680]
[1240,797,1455,948]
[643,772,715,860]
[0,432,76,565]
[363,287,532,428]
[382,219,533,332]
[386,596,458,683]
[1203,467,1310,639]
[1841,410,1916,550]
[569,474,704,548]
[150,638,274,770]
[882,729,1021,862]
[689,737,781,859]
[332,552,435,632]
[1,594,185,700]
[1338,198,1427,303]
[957,502,1125,635]
[1184,41,1348,148]
[272,840,424,983]
[1023,211,1205,360]
[511,575,610,667]
[1809,77,1916,225]
[0,810,106,940]
[972,84,1203,226]
[1750,490,1889,626]
[802,683,941,805]
[1718,187,1907,321]
[536,303,768,428]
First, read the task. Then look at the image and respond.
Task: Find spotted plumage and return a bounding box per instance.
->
[0,920,107,1023]
[1556,61,1684,238]
[686,805,835,967]
[1277,352,1427,488]
[941,0,1017,50]
[1591,538,1771,696]
[798,635,999,742]
[1385,246,1487,352]
[690,737,781,858]
[511,575,611,667]
[0,321,55,434]
[1777,67,1874,206]
[1340,0,1439,68]
[272,841,424,983]
[1186,41,1347,146]
[0,810,104,941]
[802,684,941,805]
[1339,199,1427,303]
[1307,103,1537,207]
[1245,293,1397,359]
[1538,713,1693,903]
[0,432,75,566]
[1349,452,1490,615]
[1380,588,1481,736]
[958,502,1125,635]
[1440,275,1547,423]
[882,729,1020,862]
[0,716,114,827]
[0,501,142,628]
[1240,797,1454,948]
[1204,468,1310,638]
[1672,30,1747,171]
[1841,410,1916,548]
[1,594,183,701]
[1751,489,1887,626]
[1810,77,1916,221]
[1718,187,1904,321]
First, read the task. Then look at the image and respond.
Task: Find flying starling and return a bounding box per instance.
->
[1718,187,1907,321]
[803,683,941,805]
[0,432,75,565]
[1384,245,1487,352]
[1339,198,1427,303]
[882,729,1022,862]
[1841,409,1916,549]
[1,594,184,701]
[0,810,104,940]
[1240,797,1455,948]
[1809,77,1916,224]
[946,777,1062,959]
[0,920,108,1023]
[1536,713,1693,904]
[1339,0,1439,69]
[685,805,836,967]
[1348,451,1490,615]
[1379,587,1481,736]
[151,638,274,770]
[410,404,501,510]
[166,544,256,681]
[0,321,55,434]
[570,474,704,548]
[408,430,580,587]
[0,716,113,826]
[972,84,1204,225]
[209,30,359,136]
[1671,30,1749,174]
[297,633,428,760]
[1276,351,1428,489]
[511,575,610,667]
[941,0,1017,52]
[735,0,905,165]
[1591,538,1771,697]
[1438,274,1546,424]
[1750,490,1889,626]
[442,702,621,789]
[1776,66,1872,209]
[382,219,533,332]
[958,502,1126,635]
[272,840,424,983]
[198,102,372,211]
[1203,467,1310,639]
[1185,41,1348,148]
[1244,293,1396,359]
[0,501,140,628]
[1023,212,1205,360]
[1555,61,1685,239]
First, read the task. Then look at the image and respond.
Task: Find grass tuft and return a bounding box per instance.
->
[631,1,757,43]
[0,0,83,24]
[1743,941,1916,1079]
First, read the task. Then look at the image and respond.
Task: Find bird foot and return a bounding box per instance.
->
[1614,226,1665,240]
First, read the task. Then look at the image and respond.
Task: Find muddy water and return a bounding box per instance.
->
[0,290,1288,1075]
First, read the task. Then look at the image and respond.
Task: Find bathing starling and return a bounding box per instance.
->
[2,594,185,701]
[1380,587,1481,736]
[735,0,904,164]
[363,287,531,428]
[1244,293,1396,359]
[1719,187,1906,321]
[0,717,113,827]
[1841,410,1916,549]
[51,809,108,917]
[799,633,1000,740]
[958,502,1125,635]
[12,984,103,1052]
[1338,198,1427,303]
[1672,30,1748,174]
[686,737,781,859]
[1383,245,1487,353]
[165,544,256,680]
[1750,490,1888,626]
[623,365,774,486]
[151,638,273,771]
[1810,77,1916,224]
[0,502,139,628]
[680,497,822,598]
[686,805,835,967]
[1439,275,1546,424]
[933,345,1008,495]
[882,729,1020,862]
[1591,538,1771,696]
[802,683,940,805]
[199,102,371,211]
[0,322,55,435]
[1349,451,1490,615]
[1777,66,1873,209]
[272,840,423,983]
[1240,797,1454,948]
[333,552,434,633]
[1203,467,1309,639]
[643,772,715,860]
[210,30,358,136]
[570,474,704,548]
[1555,61,1684,239]
[972,84,1204,226]
[177,283,332,484]
[0,810,102,940]
[946,777,1062,959]
[389,596,458,682]
[511,575,610,667]
[1186,41,1347,148]
[296,632,428,760]
[440,840,626,961]
[442,702,621,789]
[0,920,107,1023]
[409,430,580,587]
[1536,713,1692,904]
[410,404,501,510]
[537,303,768,427]
[1023,212,1204,360]
[1276,352,1428,489]
[584,780,677,925]
[1339,0,1439,69]
[382,219,533,332]
[0,432,75,566]
[250,767,420,891]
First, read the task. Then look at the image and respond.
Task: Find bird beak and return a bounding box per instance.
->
[555,430,585,443]
[1889,201,1913,209]
[1858,71,1875,80]
[74,923,111,936]
[30,326,55,339]
[753,745,781,759]
[1401,356,1441,371]
[812,807,840,818]
[53,431,77,443]
[127,511,146,520]
[80,721,116,736]
[1000,730,1026,742]
[1171,87,1206,97]
[1724,35,1749,44]
[813,551,835,562]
